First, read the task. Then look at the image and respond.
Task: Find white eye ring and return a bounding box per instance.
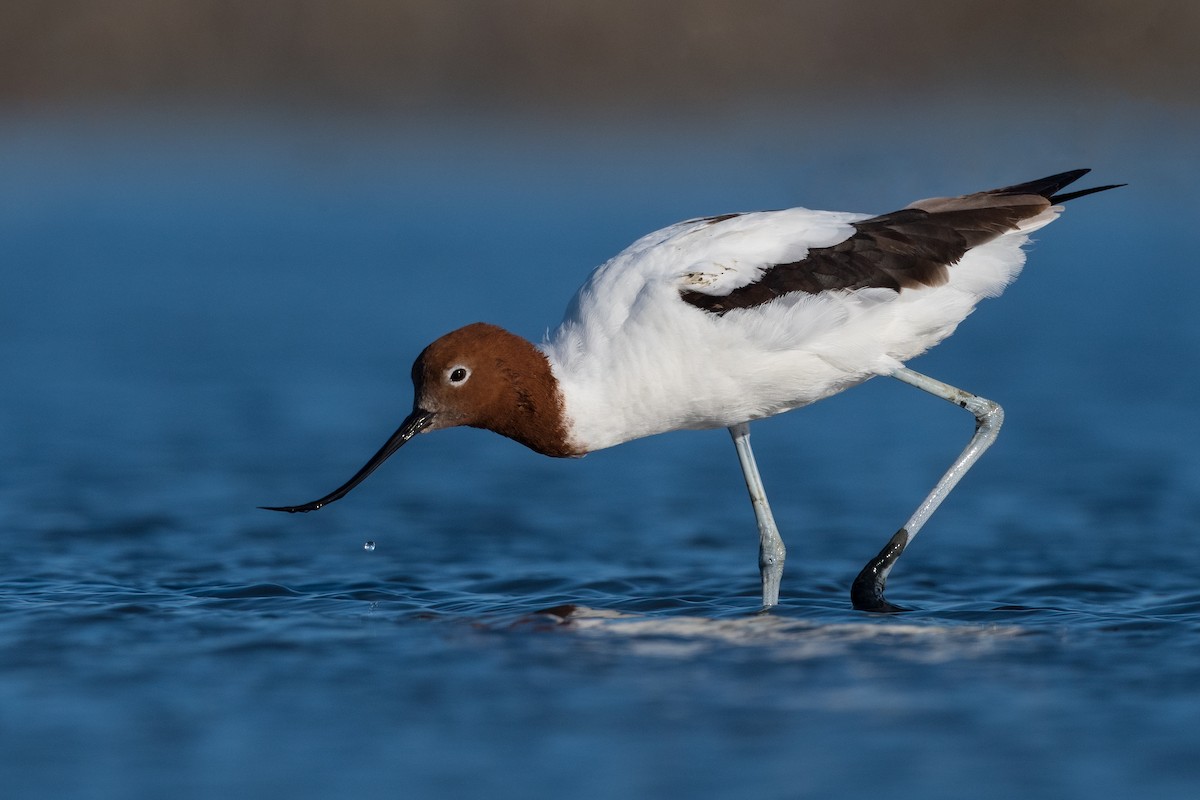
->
[447,366,470,385]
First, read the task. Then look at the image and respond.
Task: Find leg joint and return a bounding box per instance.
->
[966,396,1003,433]
[759,538,786,571]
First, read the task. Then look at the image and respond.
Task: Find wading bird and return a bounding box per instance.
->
[264,169,1119,611]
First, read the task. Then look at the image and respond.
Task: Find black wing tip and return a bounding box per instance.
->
[993,169,1124,204]
[1049,182,1126,204]
[991,169,1087,199]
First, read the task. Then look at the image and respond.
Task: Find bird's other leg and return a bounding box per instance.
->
[729,422,786,610]
[851,367,1005,613]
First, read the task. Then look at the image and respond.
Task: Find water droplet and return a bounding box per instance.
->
[363,540,376,552]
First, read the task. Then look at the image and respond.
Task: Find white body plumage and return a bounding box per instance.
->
[543,204,1059,452]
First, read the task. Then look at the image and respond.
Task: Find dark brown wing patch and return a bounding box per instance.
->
[681,169,1118,316]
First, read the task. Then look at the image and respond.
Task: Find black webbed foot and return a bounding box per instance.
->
[851,528,911,613]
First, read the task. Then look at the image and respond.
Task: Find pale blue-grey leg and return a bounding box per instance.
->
[851,366,1005,612]
[729,422,786,609]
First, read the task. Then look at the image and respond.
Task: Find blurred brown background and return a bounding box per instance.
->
[1,0,1195,113]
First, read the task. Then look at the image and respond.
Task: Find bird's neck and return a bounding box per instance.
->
[473,327,581,458]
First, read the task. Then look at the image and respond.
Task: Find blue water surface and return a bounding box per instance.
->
[1,103,1198,799]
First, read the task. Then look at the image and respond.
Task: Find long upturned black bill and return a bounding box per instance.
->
[260,408,436,513]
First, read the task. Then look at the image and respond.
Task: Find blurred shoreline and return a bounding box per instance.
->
[2,1,1196,114]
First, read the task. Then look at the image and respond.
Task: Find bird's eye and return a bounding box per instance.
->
[448,367,469,384]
